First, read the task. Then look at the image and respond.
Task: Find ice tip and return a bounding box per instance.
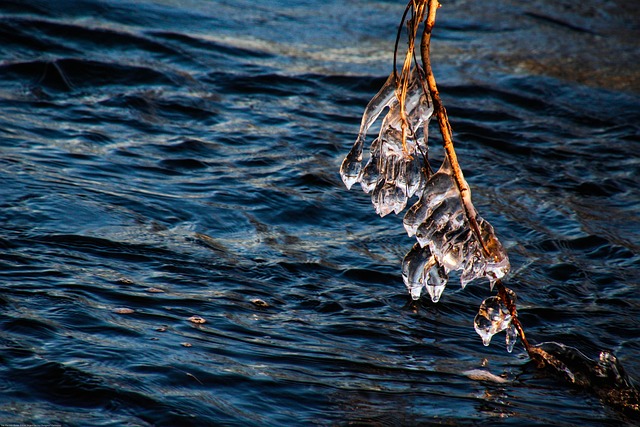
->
[427,284,445,303]
[339,155,362,190]
[339,167,360,190]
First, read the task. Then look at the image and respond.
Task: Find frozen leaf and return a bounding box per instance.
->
[188,315,206,324]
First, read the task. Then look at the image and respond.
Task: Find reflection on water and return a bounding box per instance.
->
[0,0,639,425]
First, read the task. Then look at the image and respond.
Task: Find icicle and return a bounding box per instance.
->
[340,73,398,189]
[505,323,518,353]
[340,141,364,190]
[402,243,448,302]
[402,243,433,301]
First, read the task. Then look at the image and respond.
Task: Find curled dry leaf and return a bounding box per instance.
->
[112,307,135,314]
[188,315,206,324]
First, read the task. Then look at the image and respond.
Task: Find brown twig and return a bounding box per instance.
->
[416,0,531,354]
[397,1,428,155]
[418,0,491,259]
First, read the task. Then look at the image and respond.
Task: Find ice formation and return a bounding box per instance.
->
[340,68,509,303]
[473,288,519,352]
[402,157,510,300]
[340,70,434,216]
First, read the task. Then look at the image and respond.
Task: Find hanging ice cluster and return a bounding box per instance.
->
[340,69,510,304]
[402,158,510,301]
[340,71,433,216]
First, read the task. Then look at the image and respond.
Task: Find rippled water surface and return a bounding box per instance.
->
[1,1,639,425]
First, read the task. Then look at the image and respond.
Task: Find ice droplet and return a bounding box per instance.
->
[402,243,433,300]
[426,282,446,303]
[474,296,512,346]
[409,284,423,300]
[340,142,363,190]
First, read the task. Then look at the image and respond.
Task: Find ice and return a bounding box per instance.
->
[404,155,426,198]
[402,159,510,293]
[339,61,510,304]
[402,243,448,302]
[505,323,518,353]
[339,74,395,188]
[474,296,512,346]
[340,73,397,189]
[425,268,447,302]
[403,169,457,236]
[402,243,433,300]
[373,181,406,216]
[340,142,364,190]
[339,69,433,217]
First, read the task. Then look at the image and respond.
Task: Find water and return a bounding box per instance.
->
[1,0,639,425]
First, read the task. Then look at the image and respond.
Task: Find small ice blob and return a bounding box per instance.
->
[426,283,446,303]
[340,145,363,190]
[474,296,512,346]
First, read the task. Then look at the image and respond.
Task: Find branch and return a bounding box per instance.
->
[419,0,491,259]
[418,0,531,353]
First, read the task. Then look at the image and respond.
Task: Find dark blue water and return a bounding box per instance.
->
[1,1,639,425]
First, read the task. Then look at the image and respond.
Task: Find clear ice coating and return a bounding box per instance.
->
[402,243,447,302]
[340,60,510,304]
[403,158,510,290]
[474,296,512,346]
[339,70,434,216]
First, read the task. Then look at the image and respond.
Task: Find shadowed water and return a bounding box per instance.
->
[0,0,639,426]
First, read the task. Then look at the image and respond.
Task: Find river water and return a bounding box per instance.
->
[1,1,639,426]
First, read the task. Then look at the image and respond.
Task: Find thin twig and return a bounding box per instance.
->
[397,1,428,155]
[418,0,491,258]
[416,0,531,354]
[495,280,531,353]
